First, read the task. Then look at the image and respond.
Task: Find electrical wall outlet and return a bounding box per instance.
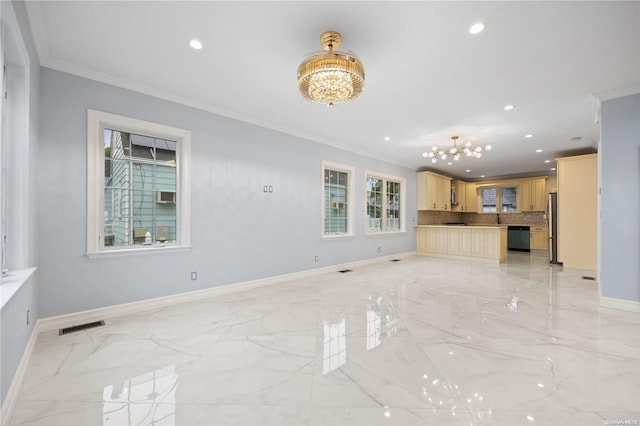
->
[314,255,319,262]
[190,272,197,280]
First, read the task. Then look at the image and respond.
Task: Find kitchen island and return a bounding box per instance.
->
[416,225,508,263]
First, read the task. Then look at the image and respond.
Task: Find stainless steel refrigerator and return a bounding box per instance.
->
[547,192,561,264]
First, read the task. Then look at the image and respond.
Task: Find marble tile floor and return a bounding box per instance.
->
[8,252,640,426]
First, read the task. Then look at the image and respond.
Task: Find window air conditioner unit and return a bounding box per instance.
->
[156,191,176,204]
[331,201,346,210]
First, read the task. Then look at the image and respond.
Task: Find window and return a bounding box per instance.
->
[87,110,191,257]
[481,187,497,212]
[1,15,30,274]
[322,161,354,237]
[366,172,405,234]
[481,185,519,213]
[501,186,518,212]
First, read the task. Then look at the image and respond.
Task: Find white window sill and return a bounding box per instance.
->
[0,267,37,311]
[86,245,191,259]
[322,234,354,240]
[365,231,407,236]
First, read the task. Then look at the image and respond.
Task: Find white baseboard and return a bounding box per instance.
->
[600,296,640,313]
[37,251,416,333]
[0,322,40,426]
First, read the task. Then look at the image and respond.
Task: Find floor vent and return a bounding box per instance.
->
[391,259,402,262]
[59,320,105,336]
[338,269,353,273]
[581,276,596,281]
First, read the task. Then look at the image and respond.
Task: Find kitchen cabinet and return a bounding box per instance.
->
[451,180,467,212]
[465,183,478,212]
[447,228,459,255]
[426,227,437,252]
[459,228,472,256]
[436,227,448,253]
[416,225,507,263]
[530,226,548,250]
[471,228,485,257]
[417,172,451,211]
[519,178,547,211]
[416,228,428,252]
[557,154,597,270]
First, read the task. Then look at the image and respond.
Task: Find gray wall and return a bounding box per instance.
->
[1,272,38,405]
[1,0,40,409]
[600,93,640,302]
[37,68,417,317]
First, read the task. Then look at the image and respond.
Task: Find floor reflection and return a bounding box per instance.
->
[323,313,346,374]
[103,364,177,425]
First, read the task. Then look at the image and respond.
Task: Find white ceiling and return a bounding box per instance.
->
[25,1,640,179]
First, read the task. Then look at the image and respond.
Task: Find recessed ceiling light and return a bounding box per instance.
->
[469,22,486,34]
[480,175,485,178]
[384,136,390,141]
[189,39,203,50]
[525,134,534,138]
[551,167,556,171]
[504,105,514,111]
[447,162,453,165]
[466,169,471,173]
[536,149,543,153]
[545,160,551,163]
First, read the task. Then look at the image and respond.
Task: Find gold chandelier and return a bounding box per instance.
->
[422,136,492,163]
[297,31,365,105]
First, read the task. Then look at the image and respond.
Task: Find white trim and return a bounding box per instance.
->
[37,252,416,333]
[1,0,31,273]
[364,170,406,235]
[86,245,191,259]
[594,84,640,102]
[0,267,36,311]
[321,161,355,239]
[0,321,40,426]
[600,296,640,313]
[86,110,191,257]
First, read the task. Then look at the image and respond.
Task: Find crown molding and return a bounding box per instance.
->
[594,84,640,102]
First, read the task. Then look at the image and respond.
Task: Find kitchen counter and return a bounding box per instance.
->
[416,224,508,263]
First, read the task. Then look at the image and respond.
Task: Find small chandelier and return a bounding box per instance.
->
[297,31,365,105]
[422,136,492,163]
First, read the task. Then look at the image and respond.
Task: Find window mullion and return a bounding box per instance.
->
[381,179,388,232]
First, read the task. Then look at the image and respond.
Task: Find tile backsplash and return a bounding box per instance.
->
[417,210,547,226]
[464,211,547,226]
[417,211,464,225]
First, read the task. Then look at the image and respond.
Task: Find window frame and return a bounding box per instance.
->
[87,110,191,258]
[321,161,355,239]
[365,171,406,235]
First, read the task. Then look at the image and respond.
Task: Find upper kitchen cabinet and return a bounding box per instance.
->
[465,182,478,212]
[451,180,467,212]
[417,172,452,211]
[519,177,547,211]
